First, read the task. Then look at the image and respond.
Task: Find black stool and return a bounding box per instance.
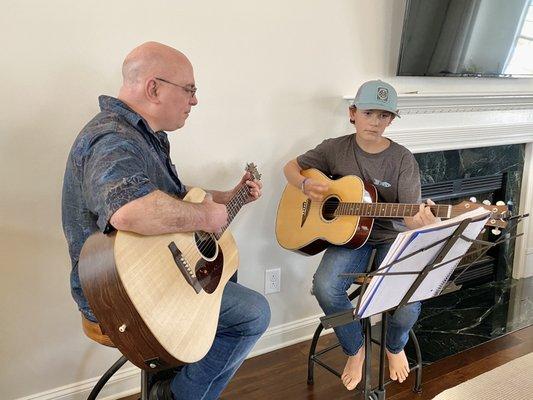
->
[82,315,151,400]
[307,254,423,399]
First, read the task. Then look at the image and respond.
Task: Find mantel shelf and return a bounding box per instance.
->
[343,92,533,114]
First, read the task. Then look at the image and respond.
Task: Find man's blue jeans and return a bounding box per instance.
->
[312,243,421,356]
[170,281,271,400]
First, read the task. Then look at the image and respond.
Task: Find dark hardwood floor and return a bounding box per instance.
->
[121,324,532,400]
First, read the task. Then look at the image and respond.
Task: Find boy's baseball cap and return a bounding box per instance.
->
[352,80,400,117]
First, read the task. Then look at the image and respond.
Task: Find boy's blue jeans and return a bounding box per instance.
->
[170,280,271,400]
[312,243,421,356]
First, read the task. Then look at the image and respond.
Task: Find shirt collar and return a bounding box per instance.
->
[98,95,156,135]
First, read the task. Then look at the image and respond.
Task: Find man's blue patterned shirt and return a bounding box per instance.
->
[62,95,186,321]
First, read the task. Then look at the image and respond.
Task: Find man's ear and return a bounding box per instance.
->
[146,78,159,103]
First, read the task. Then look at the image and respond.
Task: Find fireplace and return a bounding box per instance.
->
[415,144,525,287]
[421,173,507,287]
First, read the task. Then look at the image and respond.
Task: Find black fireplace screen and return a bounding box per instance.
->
[421,173,508,287]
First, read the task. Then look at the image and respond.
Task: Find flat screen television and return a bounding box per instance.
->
[397,0,533,77]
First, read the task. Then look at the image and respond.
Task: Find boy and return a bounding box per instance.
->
[283,80,437,390]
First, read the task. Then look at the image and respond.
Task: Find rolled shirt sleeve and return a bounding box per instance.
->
[82,135,157,232]
[296,139,333,175]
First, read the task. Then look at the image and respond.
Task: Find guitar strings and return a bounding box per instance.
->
[309,202,448,217]
[180,184,251,266]
[180,192,243,265]
[308,202,503,219]
[182,189,246,262]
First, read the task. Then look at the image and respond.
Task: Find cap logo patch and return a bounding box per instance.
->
[377,87,389,102]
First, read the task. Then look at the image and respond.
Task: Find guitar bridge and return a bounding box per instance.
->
[168,242,203,294]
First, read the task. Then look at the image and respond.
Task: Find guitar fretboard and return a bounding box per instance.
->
[214,184,250,239]
[334,202,451,218]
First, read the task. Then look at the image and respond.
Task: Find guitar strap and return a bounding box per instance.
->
[353,143,370,183]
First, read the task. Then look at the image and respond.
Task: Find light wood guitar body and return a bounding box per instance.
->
[275,168,508,256]
[276,169,376,255]
[79,163,261,370]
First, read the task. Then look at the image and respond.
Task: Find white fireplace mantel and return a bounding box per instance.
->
[343,92,533,153]
[344,91,533,279]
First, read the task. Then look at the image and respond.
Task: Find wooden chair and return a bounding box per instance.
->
[82,315,150,400]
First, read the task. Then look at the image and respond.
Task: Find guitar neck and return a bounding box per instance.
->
[334,202,451,219]
[214,185,250,239]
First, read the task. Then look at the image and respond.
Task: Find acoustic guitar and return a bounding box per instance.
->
[79,163,261,371]
[275,168,508,256]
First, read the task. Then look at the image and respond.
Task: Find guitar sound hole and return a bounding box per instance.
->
[322,197,340,221]
[194,232,218,260]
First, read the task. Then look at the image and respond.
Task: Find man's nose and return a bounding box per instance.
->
[190,94,198,106]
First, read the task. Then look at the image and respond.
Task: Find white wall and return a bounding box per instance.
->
[2,1,533,399]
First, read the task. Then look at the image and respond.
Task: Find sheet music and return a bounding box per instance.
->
[357,207,490,319]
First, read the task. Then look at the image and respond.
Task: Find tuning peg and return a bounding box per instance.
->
[491,228,501,235]
[482,200,491,205]
[469,197,477,203]
[496,201,505,206]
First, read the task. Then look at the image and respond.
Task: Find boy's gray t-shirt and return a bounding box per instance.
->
[296,134,421,244]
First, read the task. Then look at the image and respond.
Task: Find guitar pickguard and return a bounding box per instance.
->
[301,198,311,227]
[195,249,224,294]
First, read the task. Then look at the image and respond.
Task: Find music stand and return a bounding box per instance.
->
[318,208,527,400]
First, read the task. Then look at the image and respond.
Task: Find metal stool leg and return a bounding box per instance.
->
[373,313,387,400]
[87,355,128,400]
[307,322,324,384]
[306,248,380,394]
[363,318,373,399]
[140,369,150,400]
[409,329,423,393]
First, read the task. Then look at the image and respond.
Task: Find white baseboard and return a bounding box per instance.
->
[249,312,329,358]
[15,313,329,400]
[14,364,141,400]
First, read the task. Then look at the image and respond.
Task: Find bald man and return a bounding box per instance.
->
[62,42,270,400]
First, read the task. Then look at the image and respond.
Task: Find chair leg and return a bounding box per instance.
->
[363,318,373,398]
[409,329,423,393]
[87,355,128,400]
[307,323,324,385]
[140,369,150,400]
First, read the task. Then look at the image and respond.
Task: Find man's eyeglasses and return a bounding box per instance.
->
[155,77,197,97]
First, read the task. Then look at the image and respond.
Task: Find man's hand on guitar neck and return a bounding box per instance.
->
[204,172,262,205]
[233,171,263,204]
[404,199,440,229]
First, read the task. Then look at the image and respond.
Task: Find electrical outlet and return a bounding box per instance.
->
[265,268,281,294]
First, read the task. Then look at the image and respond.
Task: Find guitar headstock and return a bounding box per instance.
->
[452,200,509,230]
[245,162,262,181]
